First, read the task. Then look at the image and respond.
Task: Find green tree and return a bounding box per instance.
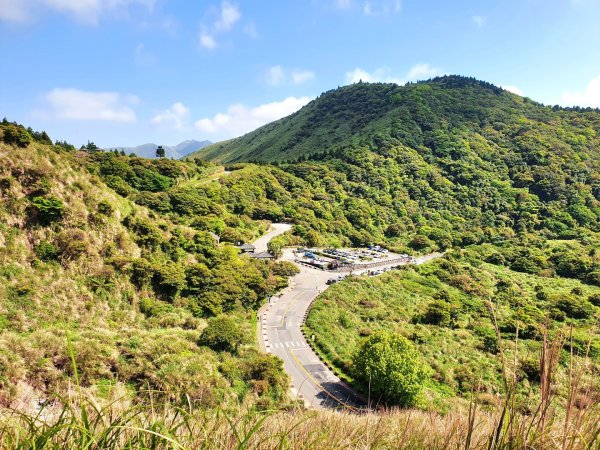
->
[199,316,244,353]
[352,330,428,407]
[156,145,166,158]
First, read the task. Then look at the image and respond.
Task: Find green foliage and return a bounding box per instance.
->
[31,196,64,224]
[34,241,58,261]
[199,315,244,353]
[152,262,186,299]
[353,330,428,406]
[417,300,454,327]
[553,294,595,319]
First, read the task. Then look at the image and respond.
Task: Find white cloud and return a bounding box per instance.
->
[200,31,217,49]
[199,1,244,50]
[405,63,440,81]
[133,43,158,65]
[562,75,600,108]
[335,0,351,8]
[266,66,286,86]
[502,85,523,96]
[37,88,138,122]
[363,0,401,16]
[0,0,29,21]
[345,63,441,85]
[0,0,155,25]
[472,15,487,27]
[151,102,190,130]
[263,66,315,85]
[195,96,311,138]
[243,21,258,38]
[215,1,240,31]
[291,69,316,84]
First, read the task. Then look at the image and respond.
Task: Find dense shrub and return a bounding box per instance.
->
[418,301,453,327]
[586,271,600,287]
[34,241,58,261]
[31,196,64,224]
[199,316,244,353]
[553,295,594,319]
[352,330,428,406]
[55,229,88,260]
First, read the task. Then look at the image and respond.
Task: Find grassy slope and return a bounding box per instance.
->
[305,251,600,410]
[0,141,289,411]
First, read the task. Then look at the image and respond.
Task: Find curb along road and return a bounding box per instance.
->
[254,225,444,411]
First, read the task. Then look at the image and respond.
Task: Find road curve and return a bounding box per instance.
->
[255,227,444,410]
[253,223,292,253]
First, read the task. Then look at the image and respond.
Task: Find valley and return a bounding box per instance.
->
[0,75,599,448]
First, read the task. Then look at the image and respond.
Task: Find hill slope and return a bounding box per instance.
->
[192,76,600,164]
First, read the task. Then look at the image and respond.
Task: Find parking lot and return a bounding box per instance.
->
[293,246,416,273]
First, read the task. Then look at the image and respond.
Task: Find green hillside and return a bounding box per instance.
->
[0,120,294,411]
[191,75,600,165]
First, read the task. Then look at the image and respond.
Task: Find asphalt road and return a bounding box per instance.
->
[257,239,444,411]
[253,223,292,253]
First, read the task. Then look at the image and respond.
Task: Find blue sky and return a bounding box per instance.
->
[1,0,599,148]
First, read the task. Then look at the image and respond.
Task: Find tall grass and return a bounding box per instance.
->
[0,326,597,449]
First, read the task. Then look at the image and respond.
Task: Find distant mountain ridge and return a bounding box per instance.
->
[106,139,212,159]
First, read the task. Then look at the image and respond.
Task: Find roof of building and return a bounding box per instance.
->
[237,243,256,250]
[250,251,275,259]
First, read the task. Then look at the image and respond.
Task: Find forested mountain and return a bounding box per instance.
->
[193,75,600,165]
[192,77,599,257]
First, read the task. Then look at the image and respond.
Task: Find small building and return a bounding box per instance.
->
[236,243,256,253]
[209,232,220,244]
[250,251,276,260]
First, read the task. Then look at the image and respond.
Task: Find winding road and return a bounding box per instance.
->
[254,225,443,410]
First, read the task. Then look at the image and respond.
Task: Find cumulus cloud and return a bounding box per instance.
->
[133,43,158,65]
[472,15,487,27]
[363,0,401,16]
[345,63,441,85]
[562,75,600,108]
[0,0,155,25]
[263,66,315,86]
[291,69,316,84]
[37,88,138,122]
[502,85,523,96]
[215,1,240,31]
[199,31,217,49]
[335,0,351,8]
[195,96,311,138]
[243,21,258,38]
[151,102,190,130]
[265,66,286,86]
[199,1,244,50]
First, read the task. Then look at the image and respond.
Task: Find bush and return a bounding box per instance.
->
[199,316,244,353]
[586,271,600,287]
[352,330,428,407]
[97,200,114,216]
[152,262,186,299]
[271,261,300,277]
[55,229,88,260]
[554,295,594,319]
[588,293,600,307]
[409,235,433,251]
[31,196,64,224]
[34,241,58,261]
[417,301,453,327]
